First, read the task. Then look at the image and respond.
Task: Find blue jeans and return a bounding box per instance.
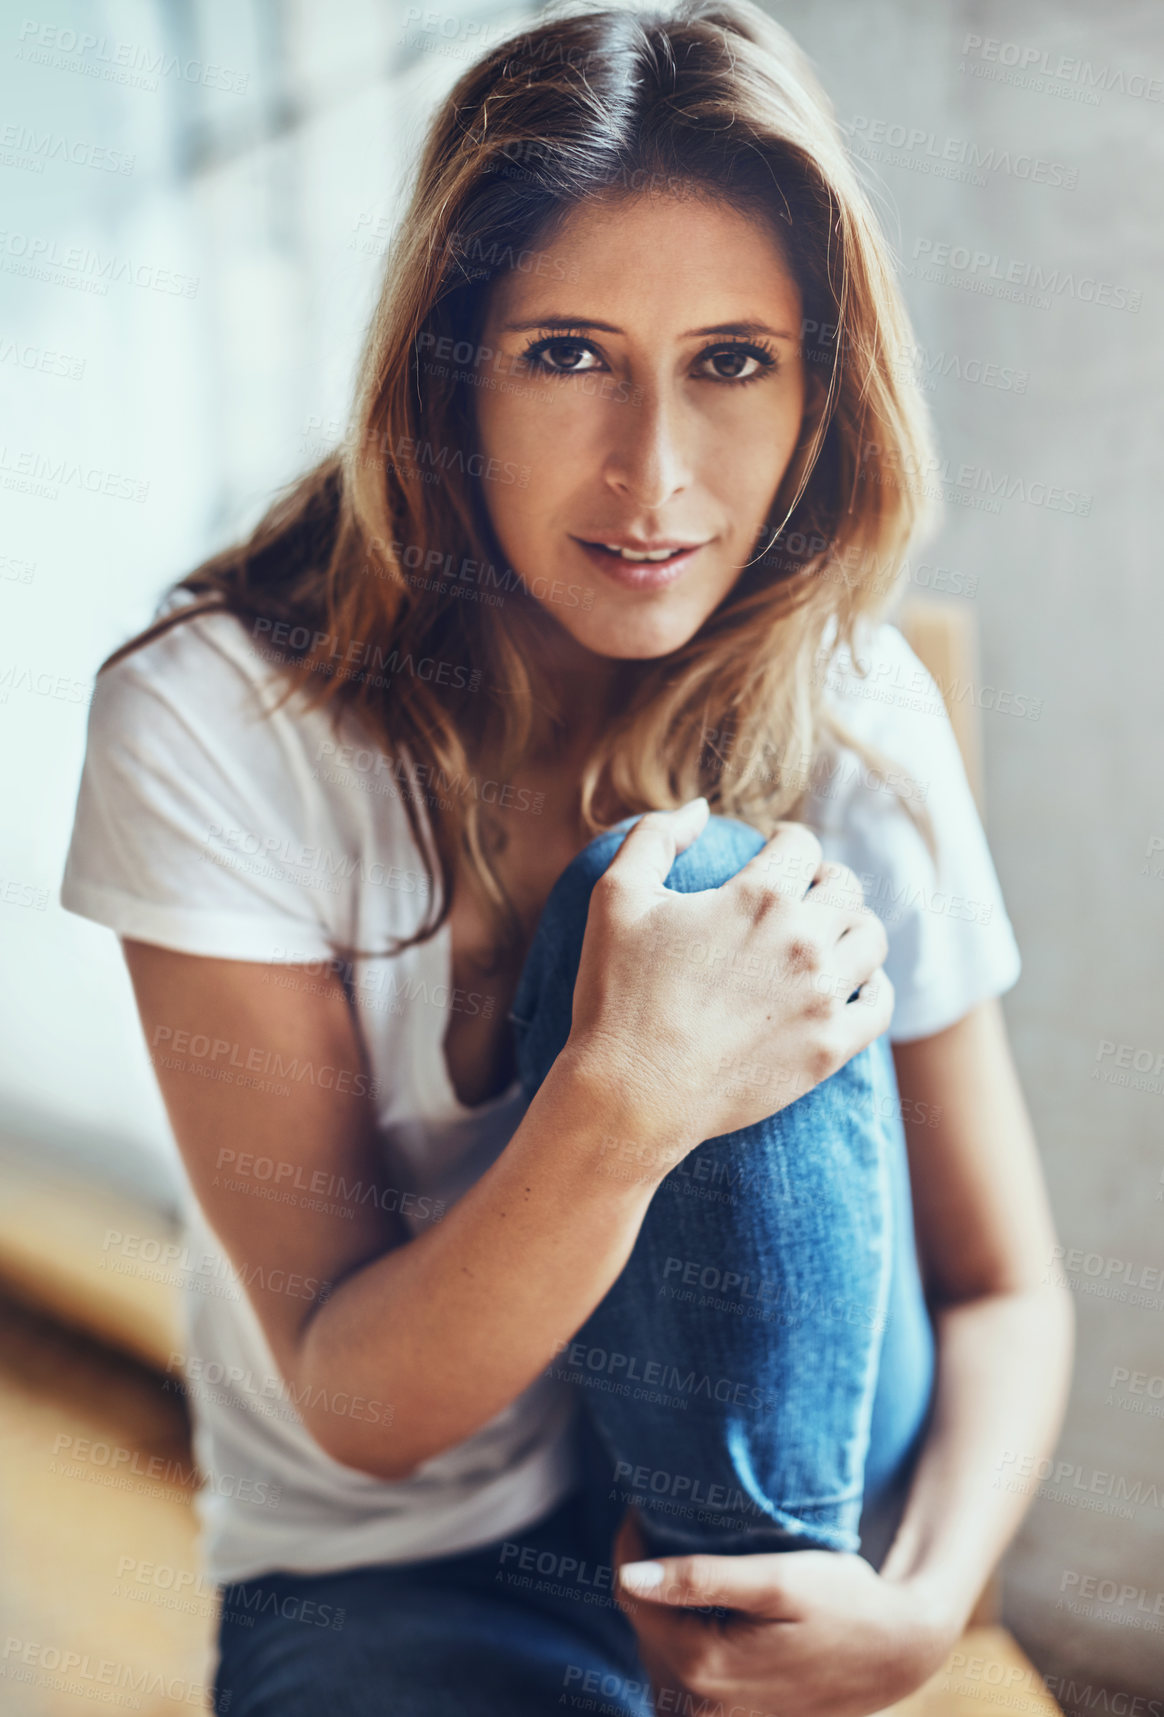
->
[213,816,935,1715]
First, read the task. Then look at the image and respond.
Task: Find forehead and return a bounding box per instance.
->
[483,188,803,331]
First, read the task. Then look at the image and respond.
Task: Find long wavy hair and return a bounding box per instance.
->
[105,0,940,960]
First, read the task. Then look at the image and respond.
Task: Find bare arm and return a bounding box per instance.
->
[122,938,660,1481]
[879,996,1075,1625]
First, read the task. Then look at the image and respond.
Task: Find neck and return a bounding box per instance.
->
[524,623,630,766]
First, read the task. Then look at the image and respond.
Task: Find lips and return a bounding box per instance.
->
[577,537,707,563]
[571,535,710,590]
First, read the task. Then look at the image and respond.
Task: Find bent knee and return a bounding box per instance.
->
[568,811,766,894]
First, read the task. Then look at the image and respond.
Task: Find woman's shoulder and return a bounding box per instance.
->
[807,616,1021,1040]
[93,594,308,733]
[808,618,958,831]
[65,594,431,962]
[820,618,953,756]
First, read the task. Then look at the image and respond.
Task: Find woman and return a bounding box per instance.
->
[61,2,1074,1712]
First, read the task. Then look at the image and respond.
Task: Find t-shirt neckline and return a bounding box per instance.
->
[420,917,524,1122]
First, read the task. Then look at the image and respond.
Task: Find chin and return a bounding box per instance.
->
[560,608,706,662]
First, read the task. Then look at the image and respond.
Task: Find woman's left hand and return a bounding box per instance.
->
[612,1512,960,1717]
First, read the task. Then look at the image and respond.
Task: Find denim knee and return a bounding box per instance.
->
[566,810,767,897]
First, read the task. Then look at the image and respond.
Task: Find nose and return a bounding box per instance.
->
[602,380,691,510]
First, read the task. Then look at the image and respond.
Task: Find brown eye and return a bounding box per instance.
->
[528,338,602,374]
[697,344,776,382]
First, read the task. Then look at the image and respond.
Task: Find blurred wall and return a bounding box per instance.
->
[0,0,529,1200]
[1,0,1161,1698]
[767,0,1164,1698]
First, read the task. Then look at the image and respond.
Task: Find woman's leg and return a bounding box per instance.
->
[510,813,935,1563]
[213,1485,652,1716]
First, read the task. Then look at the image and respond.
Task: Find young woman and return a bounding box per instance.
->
[61,3,1074,1712]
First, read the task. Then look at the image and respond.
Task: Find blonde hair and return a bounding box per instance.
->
[107,0,940,958]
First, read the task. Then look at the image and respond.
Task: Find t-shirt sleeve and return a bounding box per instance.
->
[817,623,1022,1043]
[60,617,341,964]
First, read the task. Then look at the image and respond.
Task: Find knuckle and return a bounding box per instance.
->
[592,868,630,904]
[675,1554,716,1599]
[783,936,820,975]
[735,875,780,918]
[807,1035,839,1086]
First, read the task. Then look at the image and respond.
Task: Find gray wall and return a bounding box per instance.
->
[768,0,1163,1696]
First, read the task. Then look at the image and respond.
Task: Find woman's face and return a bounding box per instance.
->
[473,188,810,662]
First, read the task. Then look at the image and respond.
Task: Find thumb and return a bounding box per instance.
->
[617,1550,796,1617]
[605,798,710,894]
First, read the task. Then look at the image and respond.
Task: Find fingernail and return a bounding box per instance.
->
[619,1560,665,1591]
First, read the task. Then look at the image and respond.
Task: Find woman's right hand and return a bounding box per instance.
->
[564,799,893,1176]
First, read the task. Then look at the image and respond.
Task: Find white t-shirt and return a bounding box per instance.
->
[60,598,1020,1584]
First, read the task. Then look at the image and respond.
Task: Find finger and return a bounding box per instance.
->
[602,799,710,897]
[836,965,895,1047]
[827,910,890,987]
[617,1551,799,1618]
[807,858,866,914]
[729,821,822,905]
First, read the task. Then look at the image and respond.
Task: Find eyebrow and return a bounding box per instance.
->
[499,315,798,340]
